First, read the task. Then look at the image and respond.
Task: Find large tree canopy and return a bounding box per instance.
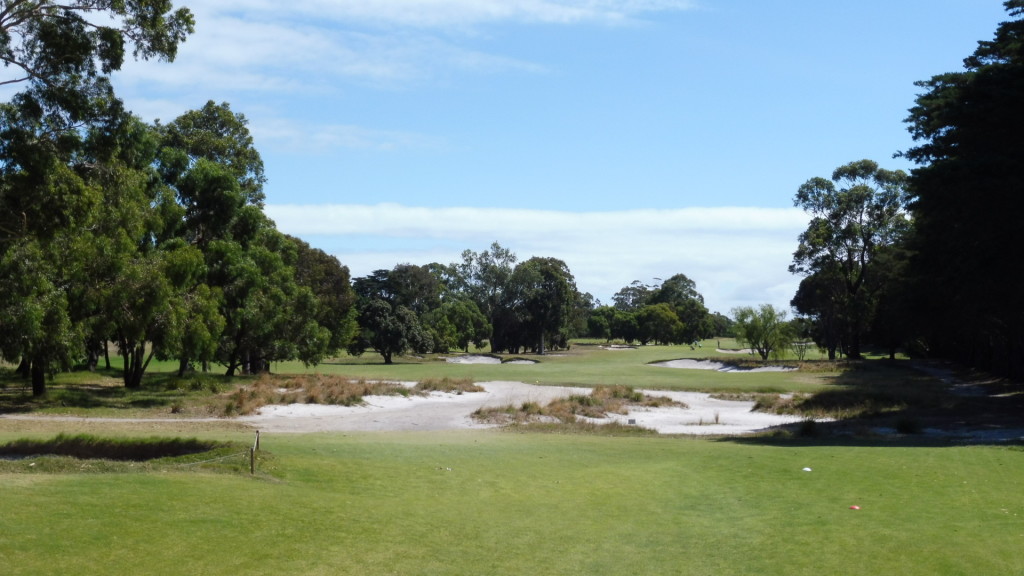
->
[0,0,193,394]
[903,0,1024,377]
[789,159,910,359]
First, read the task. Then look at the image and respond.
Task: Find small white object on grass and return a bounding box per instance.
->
[802,467,812,472]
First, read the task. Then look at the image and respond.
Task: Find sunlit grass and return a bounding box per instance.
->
[1,432,1022,575]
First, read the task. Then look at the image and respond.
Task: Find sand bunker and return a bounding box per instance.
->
[444,355,538,365]
[239,381,804,435]
[652,359,796,373]
[444,355,502,364]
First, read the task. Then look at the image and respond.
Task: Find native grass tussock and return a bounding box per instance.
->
[223,374,482,415]
[472,385,683,429]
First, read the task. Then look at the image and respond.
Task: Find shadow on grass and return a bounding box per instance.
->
[717,358,1024,447]
[0,368,231,415]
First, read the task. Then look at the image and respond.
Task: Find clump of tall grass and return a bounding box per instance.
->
[0,433,225,461]
[223,374,408,415]
[473,385,684,429]
[222,374,486,415]
[512,420,659,436]
[413,378,484,394]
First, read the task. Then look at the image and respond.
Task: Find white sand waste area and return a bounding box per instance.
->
[239,380,805,435]
[652,359,796,373]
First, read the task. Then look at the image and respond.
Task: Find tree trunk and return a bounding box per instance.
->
[16,357,30,379]
[31,357,46,397]
[86,340,99,372]
[178,357,191,377]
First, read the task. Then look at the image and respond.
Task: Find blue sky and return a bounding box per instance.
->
[106,0,1009,314]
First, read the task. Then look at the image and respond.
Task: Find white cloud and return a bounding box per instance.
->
[265,203,809,314]
[200,0,697,28]
[111,0,690,152]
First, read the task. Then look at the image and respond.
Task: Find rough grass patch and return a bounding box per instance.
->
[413,378,483,394]
[0,433,226,461]
[473,385,685,430]
[222,374,417,415]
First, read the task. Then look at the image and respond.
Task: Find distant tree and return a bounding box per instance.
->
[426,299,490,353]
[707,312,735,338]
[732,304,792,361]
[588,305,616,340]
[350,299,432,364]
[506,257,577,354]
[611,310,640,344]
[451,242,517,346]
[290,236,358,354]
[902,0,1024,377]
[789,159,910,359]
[612,280,654,312]
[636,303,684,345]
[648,273,711,342]
[389,263,443,315]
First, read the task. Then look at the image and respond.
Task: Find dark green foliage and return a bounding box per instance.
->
[903,1,1024,377]
[790,160,911,360]
[0,1,194,395]
[605,275,715,345]
[290,236,358,353]
[350,298,433,364]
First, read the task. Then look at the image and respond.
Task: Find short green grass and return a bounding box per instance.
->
[1,431,1022,575]
[2,340,1018,575]
[271,339,841,394]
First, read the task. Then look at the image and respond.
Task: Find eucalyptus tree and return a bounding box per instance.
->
[153,104,282,375]
[789,159,910,359]
[506,256,577,354]
[648,273,712,342]
[0,0,193,394]
[451,242,517,344]
[612,280,654,312]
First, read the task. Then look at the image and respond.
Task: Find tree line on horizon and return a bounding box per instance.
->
[2,1,1022,395]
